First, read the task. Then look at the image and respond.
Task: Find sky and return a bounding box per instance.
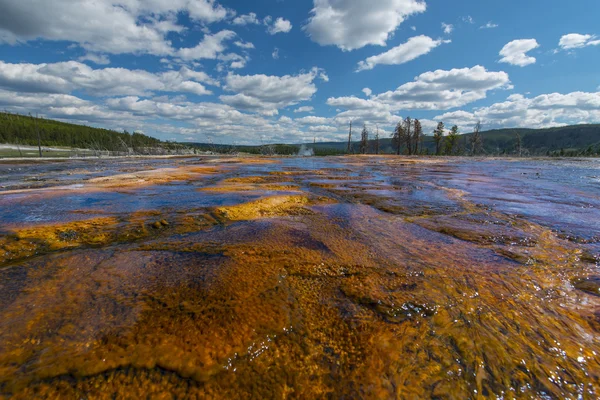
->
[0,0,599,145]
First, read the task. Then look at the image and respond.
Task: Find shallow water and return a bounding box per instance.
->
[0,156,599,399]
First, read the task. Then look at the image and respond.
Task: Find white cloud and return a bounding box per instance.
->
[0,0,231,56]
[308,125,339,133]
[304,0,427,51]
[216,53,249,70]
[296,116,331,125]
[374,65,512,110]
[435,91,600,130]
[78,53,111,65]
[462,15,474,24]
[267,17,292,35]
[441,23,454,35]
[232,13,261,25]
[356,35,449,71]
[362,88,372,97]
[499,39,539,67]
[558,34,600,50]
[0,61,216,97]
[220,68,326,113]
[294,106,314,113]
[272,48,280,59]
[177,30,237,61]
[480,22,498,29]
[234,41,255,49]
[318,71,330,82]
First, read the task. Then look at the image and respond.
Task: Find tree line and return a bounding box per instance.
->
[349,118,485,156]
[0,112,192,156]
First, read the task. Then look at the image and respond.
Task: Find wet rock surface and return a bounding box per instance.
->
[1,155,600,399]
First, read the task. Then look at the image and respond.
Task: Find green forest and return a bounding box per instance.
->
[0,112,183,155]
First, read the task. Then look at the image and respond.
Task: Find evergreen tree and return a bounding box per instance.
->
[360,124,369,154]
[404,117,413,155]
[445,125,459,155]
[391,121,404,155]
[413,119,422,154]
[433,122,444,155]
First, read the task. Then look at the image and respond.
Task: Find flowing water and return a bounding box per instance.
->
[0,156,599,399]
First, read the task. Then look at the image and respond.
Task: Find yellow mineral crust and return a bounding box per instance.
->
[213,195,311,221]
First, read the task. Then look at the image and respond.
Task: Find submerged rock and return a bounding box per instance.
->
[572,276,600,296]
[151,221,163,229]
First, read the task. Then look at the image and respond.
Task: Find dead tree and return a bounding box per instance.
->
[346,121,353,154]
[374,125,380,155]
[469,121,483,155]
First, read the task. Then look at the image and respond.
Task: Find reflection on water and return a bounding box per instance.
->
[0,156,599,398]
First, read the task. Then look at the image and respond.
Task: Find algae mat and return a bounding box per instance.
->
[0,156,599,399]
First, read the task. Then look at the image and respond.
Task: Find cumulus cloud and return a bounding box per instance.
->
[78,53,111,65]
[308,125,339,133]
[362,88,372,97]
[441,23,453,35]
[499,39,539,67]
[220,68,326,113]
[272,48,280,59]
[177,30,237,61]
[0,61,217,97]
[232,13,261,26]
[356,35,450,71]
[558,34,600,50]
[435,91,600,130]
[304,0,426,51]
[267,17,293,35]
[373,65,512,110]
[295,116,331,125]
[0,0,231,56]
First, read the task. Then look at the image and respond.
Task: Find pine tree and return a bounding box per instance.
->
[413,119,422,155]
[391,121,403,155]
[404,117,413,155]
[360,124,369,154]
[445,125,459,155]
[433,122,444,155]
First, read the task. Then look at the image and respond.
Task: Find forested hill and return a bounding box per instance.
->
[2,111,599,156]
[0,112,164,152]
[461,125,600,155]
[312,124,600,156]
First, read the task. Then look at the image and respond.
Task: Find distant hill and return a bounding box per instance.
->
[0,112,189,156]
[299,124,600,156]
[2,112,599,157]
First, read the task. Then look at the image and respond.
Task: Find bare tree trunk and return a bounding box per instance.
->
[347,121,353,154]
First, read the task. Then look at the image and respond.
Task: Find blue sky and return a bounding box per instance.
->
[1,0,599,144]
